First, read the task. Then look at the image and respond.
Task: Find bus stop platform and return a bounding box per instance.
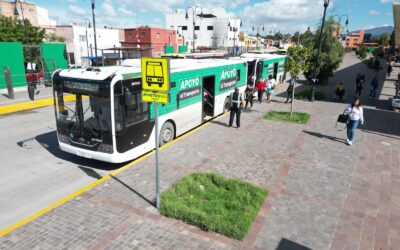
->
[1,54,400,249]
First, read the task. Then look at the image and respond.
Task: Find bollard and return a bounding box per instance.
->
[3,67,15,99]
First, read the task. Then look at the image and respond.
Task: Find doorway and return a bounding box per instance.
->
[256,60,263,80]
[202,75,215,118]
[273,63,279,80]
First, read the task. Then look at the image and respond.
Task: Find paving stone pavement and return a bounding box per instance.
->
[1,53,399,250]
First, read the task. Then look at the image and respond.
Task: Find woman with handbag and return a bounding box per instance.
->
[343,98,364,145]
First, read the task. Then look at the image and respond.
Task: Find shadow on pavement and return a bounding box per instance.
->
[275,238,312,250]
[303,130,347,144]
[33,131,124,170]
[111,175,155,207]
[78,166,103,179]
[210,120,230,127]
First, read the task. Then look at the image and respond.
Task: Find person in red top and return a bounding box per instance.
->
[255,78,266,103]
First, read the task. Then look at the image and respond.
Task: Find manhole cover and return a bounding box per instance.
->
[381,142,391,146]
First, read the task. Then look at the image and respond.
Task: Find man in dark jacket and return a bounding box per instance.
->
[370,75,379,98]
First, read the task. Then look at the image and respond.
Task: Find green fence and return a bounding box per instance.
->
[0,42,26,90]
[178,46,188,53]
[41,43,68,85]
[164,45,174,54]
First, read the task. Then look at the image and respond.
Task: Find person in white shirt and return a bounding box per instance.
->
[343,98,364,145]
[265,75,276,103]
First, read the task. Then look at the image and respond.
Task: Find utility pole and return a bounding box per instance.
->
[91,0,98,63]
[185,6,203,53]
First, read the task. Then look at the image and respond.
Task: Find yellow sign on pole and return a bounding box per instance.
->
[141,57,170,92]
[142,90,169,104]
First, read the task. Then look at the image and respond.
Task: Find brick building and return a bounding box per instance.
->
[122,27,177,57]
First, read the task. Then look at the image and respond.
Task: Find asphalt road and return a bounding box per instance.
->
[0,106,122,231]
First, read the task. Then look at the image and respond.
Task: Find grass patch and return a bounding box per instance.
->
[294,90,325,100]
[160,173,267,240]
[264,111,310,124]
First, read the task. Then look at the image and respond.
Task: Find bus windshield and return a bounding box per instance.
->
[53,76,112,151]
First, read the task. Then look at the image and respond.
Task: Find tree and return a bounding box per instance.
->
[285,45,313,116]
[356,42,367,60]
[299,27,315,48]
[304,16,345,84]
[378,33,390,47]
[45,33,66,43]
[0,16,45,44]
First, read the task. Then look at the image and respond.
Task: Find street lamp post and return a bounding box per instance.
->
[185,6,203,53]
[91,0,98,64]
[253,24,264,50]
[84,18,91,64]
[333,14,349,39]
[310,0,330,102]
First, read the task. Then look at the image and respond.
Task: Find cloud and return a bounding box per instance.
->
[118,7,133,16]
[240,0,325,34]
[369,10,382,15]
[101,2,117,17]
[68,5,86,17]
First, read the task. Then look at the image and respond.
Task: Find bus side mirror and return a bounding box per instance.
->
[124,89,137,108]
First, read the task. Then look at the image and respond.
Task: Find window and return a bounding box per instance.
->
[141,32,146,37]
[182,26,188,30]
[230,27,232,31]
[236,69,240,81]
[207,26,213,31]
[79,35,86,42]
[194,26,200,31]
[156,33,160,38]
[114,80,149,129]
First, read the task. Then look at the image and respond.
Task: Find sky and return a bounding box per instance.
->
[31,0,396,34]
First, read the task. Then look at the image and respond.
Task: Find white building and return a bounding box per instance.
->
[166,9,241,51]
[55,25,121,66]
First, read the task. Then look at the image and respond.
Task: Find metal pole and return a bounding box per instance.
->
[91,0,98,62]
[85,20,89,64]
[311,1,329,102]
[192,11,195,52]
[154,102,160,209]
[3,67,14,99]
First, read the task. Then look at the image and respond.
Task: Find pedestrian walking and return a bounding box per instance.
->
[369,75,379,98]
[355,73,361,86]
[335,82,345,101]
[255,78,265,103]
[285,78,295,103]
[265,75,276,103]
[344,98,364,145]
[228,87,243,128]
[387,63,393,77]
[244,84,254,109]
[355,75,365,96]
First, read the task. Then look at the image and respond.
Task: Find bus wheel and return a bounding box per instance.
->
[160,122,174,146]
[223,97,230,113]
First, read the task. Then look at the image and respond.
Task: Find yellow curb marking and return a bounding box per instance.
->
[0,112,228,237]
[0,95,76,116]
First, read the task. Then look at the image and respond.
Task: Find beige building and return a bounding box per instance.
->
[0,0,56,30]
[393,3,400,48]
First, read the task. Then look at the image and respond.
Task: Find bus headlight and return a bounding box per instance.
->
[98,144,113,153]
[58,134,70,144]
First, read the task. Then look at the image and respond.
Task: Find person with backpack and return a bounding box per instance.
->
[343,98,364,145]
[387,63,393,77]
[255,78,266,103]
[355,75,365,96]
[285,78,295,103]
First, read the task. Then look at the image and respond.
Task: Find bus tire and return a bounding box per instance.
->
[159,121,175,146]
[223,97,230,113]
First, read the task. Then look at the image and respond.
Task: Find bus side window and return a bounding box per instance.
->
[236,69,240,81]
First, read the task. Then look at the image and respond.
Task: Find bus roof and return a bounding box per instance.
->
[58,58,247,81]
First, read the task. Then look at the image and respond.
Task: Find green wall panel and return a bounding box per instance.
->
[0,42,26,89]
[41,43,68,84]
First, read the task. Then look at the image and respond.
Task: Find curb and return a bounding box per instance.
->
[0,95,75,116]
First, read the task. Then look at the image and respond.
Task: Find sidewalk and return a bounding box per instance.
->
[1,54,399,249]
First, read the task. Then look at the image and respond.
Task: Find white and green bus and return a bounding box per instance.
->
[238,54,287,86]
[52,59,247,163]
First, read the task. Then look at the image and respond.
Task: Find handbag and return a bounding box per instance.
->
[335,114,348,131]
[337,114,349,123]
